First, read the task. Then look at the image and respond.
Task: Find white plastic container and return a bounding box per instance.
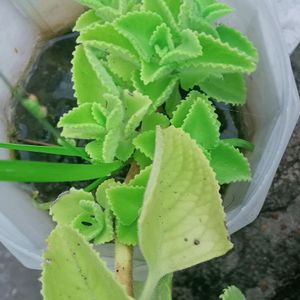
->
[0,0,299,273]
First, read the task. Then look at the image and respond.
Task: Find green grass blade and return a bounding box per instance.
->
[0,143,88,158]
[0,160,122,182]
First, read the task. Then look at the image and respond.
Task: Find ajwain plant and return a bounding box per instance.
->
[0,0,259,299]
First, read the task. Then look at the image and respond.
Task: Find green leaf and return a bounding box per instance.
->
[160,29,202,65]
[149,23,174,58]
[84,46,119,97]
[78,23,138,64]
[58,103,98,125]
[181,33,256,75]
[139,127,232,299]
[72,45,108,104]
[108,185,145,225]
[72,210,104,241]
[107,53,138,82]
[50,188,94,225]
[116,137,136,161]
[74,10,102,32]
[0,160,122,182]
[123,90,152,138]
[103,127,122,162]
[143,0,179,37]
[141,60,173,85]
[222,138,254,152]
[85,140,104,161]
[133,131,156,160]
[94,208,114,244]
[181,96,220,149]
[200,73,247,105]
[202,3,234,24]
[209,142,251,184]
[132,71,178,111]
[128,165,152,187]
[134,150,153,169]
[96,178,121,209]
[142,112,170,132]
[165,83,182,118]
[115,11,163,62]
[188,17,219,38]
[216,25,258,62]
[41,226,132,300]
[116,220,138,245]
[219,286,246,300]
[61,124,105,140]
[171,91,199,127]
[0,143,87,158]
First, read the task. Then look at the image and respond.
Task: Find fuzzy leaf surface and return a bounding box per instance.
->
[209,142,251,184]
[41,226,132,300]
[219,286,246,300]
[139,127,233,295]
[200,73,246,105]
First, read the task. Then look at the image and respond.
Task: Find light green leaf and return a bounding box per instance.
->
[103,127,122,162]
[132,71,178,111]
[200,73,247,105]
[133,130,156,160]
[58,103,95,126]
[202,3,234,24]
[128,165,152,187]
[216,25,258,62]
[182,33,256,75]
[85,140,104,161]
[165,83,182,118]
[116,220,138,245]
[142,112,170,132]
[139,127,232,299]
[116,137,136,161]
[94,208,114,244]
[72,210,104,241]
[61,124,105,140]
[92,103,107,126]
[84,46,119,97]
[78,23,139,63]
[123,90,152,138]
[41,225,132,300]
[149,23,174,58]
[181,96,221,150]
[115,11,163,62]
[160,29,202,65]
[72,45,107,104]
[209,142,251,184]
[96,178,121,208]
[50,188,94,225]
[188,17,219,38]
[134,150,153,169]
[143,0,179,36]
[107,53,138,82]
[108,185,145,225]
[219,286,246,300]
[222,138,254,152]
[74,10,102,32]
[141,60,173,85]
[171,91,199,127]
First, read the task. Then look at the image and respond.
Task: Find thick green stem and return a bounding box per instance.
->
[115,161,139,297]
